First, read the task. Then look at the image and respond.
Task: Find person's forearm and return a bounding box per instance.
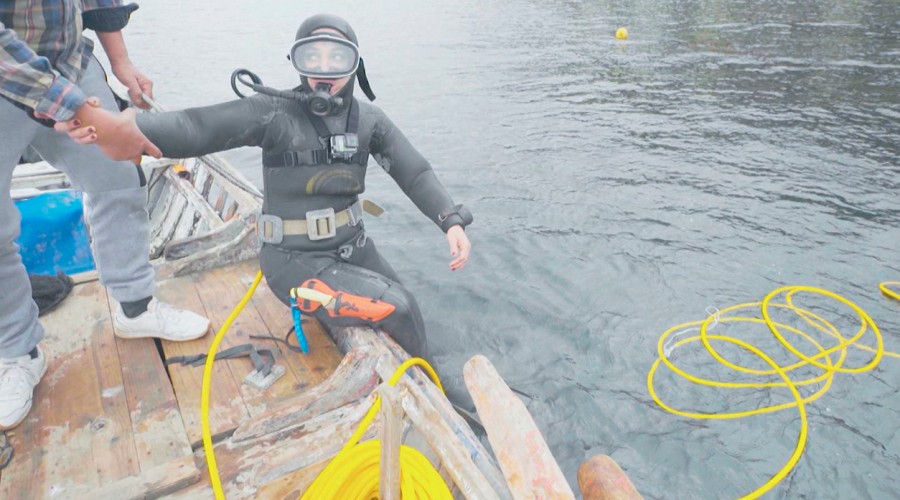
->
[96,31,131,67]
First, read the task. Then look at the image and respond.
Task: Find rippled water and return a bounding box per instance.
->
[97,0,900,497]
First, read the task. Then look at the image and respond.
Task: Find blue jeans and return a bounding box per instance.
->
[0,58,154,357]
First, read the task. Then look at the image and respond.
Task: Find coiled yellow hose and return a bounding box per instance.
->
[301,357,453,499]
[648,285,899,499]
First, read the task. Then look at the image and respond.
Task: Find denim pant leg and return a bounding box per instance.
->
[0,100,44,357]
[30,59,154,303]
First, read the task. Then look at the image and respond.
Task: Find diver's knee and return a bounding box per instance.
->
[378,289,428,359]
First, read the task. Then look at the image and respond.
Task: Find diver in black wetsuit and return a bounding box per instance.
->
[59,14,473,368]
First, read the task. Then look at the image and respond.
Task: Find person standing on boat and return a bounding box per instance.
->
[0,0,211,430]
[58,13,473,381]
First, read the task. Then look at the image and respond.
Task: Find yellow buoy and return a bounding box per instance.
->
[616,27,628,40]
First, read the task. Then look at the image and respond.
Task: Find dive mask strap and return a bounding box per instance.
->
[356,58,376,101]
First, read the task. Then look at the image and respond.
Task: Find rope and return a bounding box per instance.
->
[301,357,453,499]
[648,285,899,499]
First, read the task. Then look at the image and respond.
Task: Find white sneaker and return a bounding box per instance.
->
[114,298,210,342]
[0,346,47,430]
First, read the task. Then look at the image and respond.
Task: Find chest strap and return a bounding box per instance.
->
[262,148,369,167]
[258,199,384,244]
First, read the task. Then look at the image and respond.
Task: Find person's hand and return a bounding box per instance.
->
[110,61,153,109]
[53,97,162,161]
[446,225,471,271]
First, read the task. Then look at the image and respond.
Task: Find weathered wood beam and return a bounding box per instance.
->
[231,345,380,442]
[464,354,575,499]
[577,455,642,500]
[380,384,403,500]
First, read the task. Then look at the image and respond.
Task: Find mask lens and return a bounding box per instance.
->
[290,36,359,78]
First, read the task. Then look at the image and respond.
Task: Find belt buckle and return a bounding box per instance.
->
[257,214,284,244]
[305,208,337,241]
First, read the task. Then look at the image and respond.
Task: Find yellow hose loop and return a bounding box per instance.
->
[301,357,452,500]
[202,270,263,500]
[648,285,897,499]
[880,282,900,301]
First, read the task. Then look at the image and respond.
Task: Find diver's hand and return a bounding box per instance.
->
[111,61,154,109]
[446,225,471,271]
[53,97,162,162]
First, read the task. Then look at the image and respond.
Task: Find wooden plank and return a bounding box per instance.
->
[190,267,303,413]
[464,355,575,499]
[69,455,201,500]
[380,385,403,499]
[0,282,140,498]
[154,273,248,445]
[170,203,198,244]
[150,195,187,258]
[152,224,258,281]
[111,304,194,471]
[163,168,224,230]
[148,182,175,241]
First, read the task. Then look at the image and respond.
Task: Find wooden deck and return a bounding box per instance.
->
[0,259,344,499]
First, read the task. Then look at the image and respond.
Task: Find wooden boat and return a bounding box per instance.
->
[3,141,639,498]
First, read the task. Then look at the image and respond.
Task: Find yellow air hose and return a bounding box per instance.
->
[201,270,263,500]
[648,285,900,499]
[880,281,900,301]
[301,357,453,499]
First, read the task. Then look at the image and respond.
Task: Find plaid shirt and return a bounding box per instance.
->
[1,0,135,121]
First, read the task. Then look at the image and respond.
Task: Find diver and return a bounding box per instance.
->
[57,14,474,403]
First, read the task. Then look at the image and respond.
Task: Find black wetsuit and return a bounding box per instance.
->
[136,95,469,360]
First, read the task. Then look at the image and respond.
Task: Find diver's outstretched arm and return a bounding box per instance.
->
[370,110,473,270]
[56,95,272,161]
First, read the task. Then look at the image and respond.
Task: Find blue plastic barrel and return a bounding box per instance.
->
[14,190,96,275]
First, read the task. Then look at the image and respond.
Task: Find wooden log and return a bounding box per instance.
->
[464,354,575,499]
[380,384,403,500]
[577,455,642,500]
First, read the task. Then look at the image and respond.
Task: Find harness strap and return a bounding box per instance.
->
[262,148,369,167]
[262,98,365,168]
[165,344,275,377]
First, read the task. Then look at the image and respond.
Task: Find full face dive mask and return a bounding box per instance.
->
[289,34,360,116]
